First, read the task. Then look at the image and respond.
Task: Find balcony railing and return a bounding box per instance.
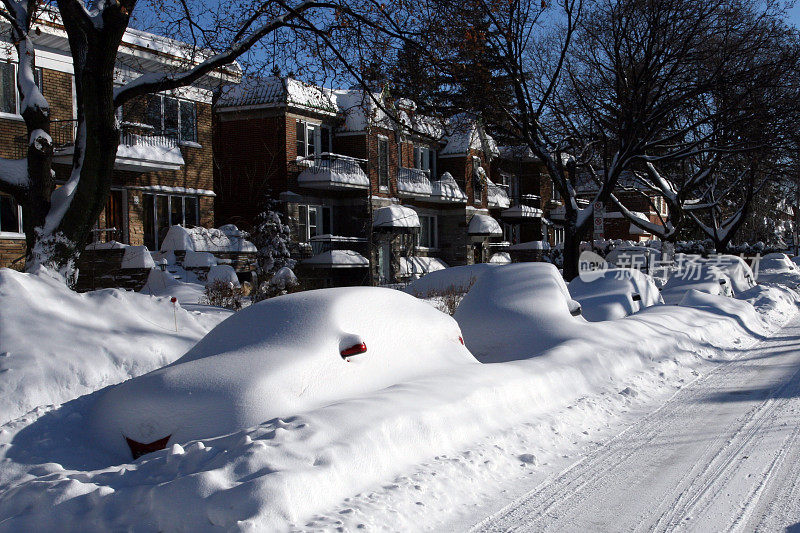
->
[309,234,369,256]
[15,119,180,159]
[296,153,370,190]
[487,182,511,208]
[396,167,432,196]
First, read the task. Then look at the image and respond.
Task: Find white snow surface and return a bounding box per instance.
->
[569,268,663,321]
[182,251,217,268]
[0,267,231,426]
[404,263,498,295]
[0,265,799,531]
[303,250,369,267]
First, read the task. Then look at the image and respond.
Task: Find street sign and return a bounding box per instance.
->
[593,201,604,239]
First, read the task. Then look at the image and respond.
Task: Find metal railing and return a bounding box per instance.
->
[309,234,369,256]
[396,167,432,192]
[297,152,367,176]
[487,182,510,205]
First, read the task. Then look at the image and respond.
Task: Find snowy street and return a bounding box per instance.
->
[472,315,800,532]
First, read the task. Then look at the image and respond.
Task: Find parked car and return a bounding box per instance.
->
[568,268,663,321]
[604,246,661,274]
[91,287,478,460]
[453,263,584,363]
[757,252,800,287]
[660,257,734,305]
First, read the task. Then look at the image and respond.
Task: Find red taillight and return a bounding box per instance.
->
[340,342,367,358]
[458,336,464,345]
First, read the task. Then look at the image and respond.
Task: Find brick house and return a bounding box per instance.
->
[213,77,523,286]
[0,21,237,273]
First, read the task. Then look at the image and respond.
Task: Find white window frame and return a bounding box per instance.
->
[0,195,23,237]
[296,120,331,159]
[297,204,332,241]
[142,193,200,249]
[418,214,438,249]
[127,94,197,142]
[414,146,431,172]
[0,63,43,120]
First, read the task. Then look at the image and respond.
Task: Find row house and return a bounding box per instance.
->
[213,76,530,287]
[0,18,236,273]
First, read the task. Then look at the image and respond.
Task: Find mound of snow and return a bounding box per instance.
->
[206,264,239,286]
[182,251,217,268]
[569,268,663,321]
[90,287,477,459]
[454,263,584,362]
[0,268,231,425]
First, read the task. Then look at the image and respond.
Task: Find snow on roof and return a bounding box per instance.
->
[217,77,337,114]
[508,240,551,251]
[498,145,539,161]
[303,250,369,268]
[160,226,257,253]
[468,214,502,236]
[116,142,184,167]
[373,205,420,229]
[330,89,445,138]
[431,172,468,202]
[441,114,499,157]
[501,205,543,219]
[399,256,449,278]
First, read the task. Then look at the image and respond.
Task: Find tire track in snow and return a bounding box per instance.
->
[471,315,800,533]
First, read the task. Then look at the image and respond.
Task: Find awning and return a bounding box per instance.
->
[303,250,369,268]
[373,205,420,231]
[468,214,503,237]
[489,252,512,264]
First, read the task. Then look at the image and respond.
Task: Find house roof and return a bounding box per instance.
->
[440,114,499,157]
[216,76,337,114]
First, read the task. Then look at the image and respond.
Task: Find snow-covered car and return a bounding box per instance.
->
[660,257,734,305]
[756,252,800,287]
[404,263,498,296]
[90,287,478,459]
[568,268,663,321]
[453,263,584,363]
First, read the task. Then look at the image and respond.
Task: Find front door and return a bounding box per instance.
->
[104,190,123,243]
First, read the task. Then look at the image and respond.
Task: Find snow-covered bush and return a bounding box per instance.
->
[249,202,299,301]
[412,277,477,315]
[201,279,246,310]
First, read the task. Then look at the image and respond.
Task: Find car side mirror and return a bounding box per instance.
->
[632,293,642,302]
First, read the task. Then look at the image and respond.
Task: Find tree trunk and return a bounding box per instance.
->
[562,210,581,281]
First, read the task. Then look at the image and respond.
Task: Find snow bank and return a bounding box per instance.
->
[89,287,477,459]
[0,268,231,425]
[182,251,217,268]
[568,268,663,321]
[3,279,796,531]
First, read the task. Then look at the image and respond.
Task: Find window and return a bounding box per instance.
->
[0,194,22,234]
[418,214,437,248]
[296,120,331,158]
[142,193,200,250]
[0,63,43,116]
[131,94,197,142]
[297,204,332,241]
[503,223,520,244]
[378,138,389,189]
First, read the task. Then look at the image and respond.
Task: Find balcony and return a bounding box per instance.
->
[309,234,369,256]
[296,153,369,190]
[429,172,467,203]
[396,167,432,197]
[49,120,185,172]
[487,182,511,208]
